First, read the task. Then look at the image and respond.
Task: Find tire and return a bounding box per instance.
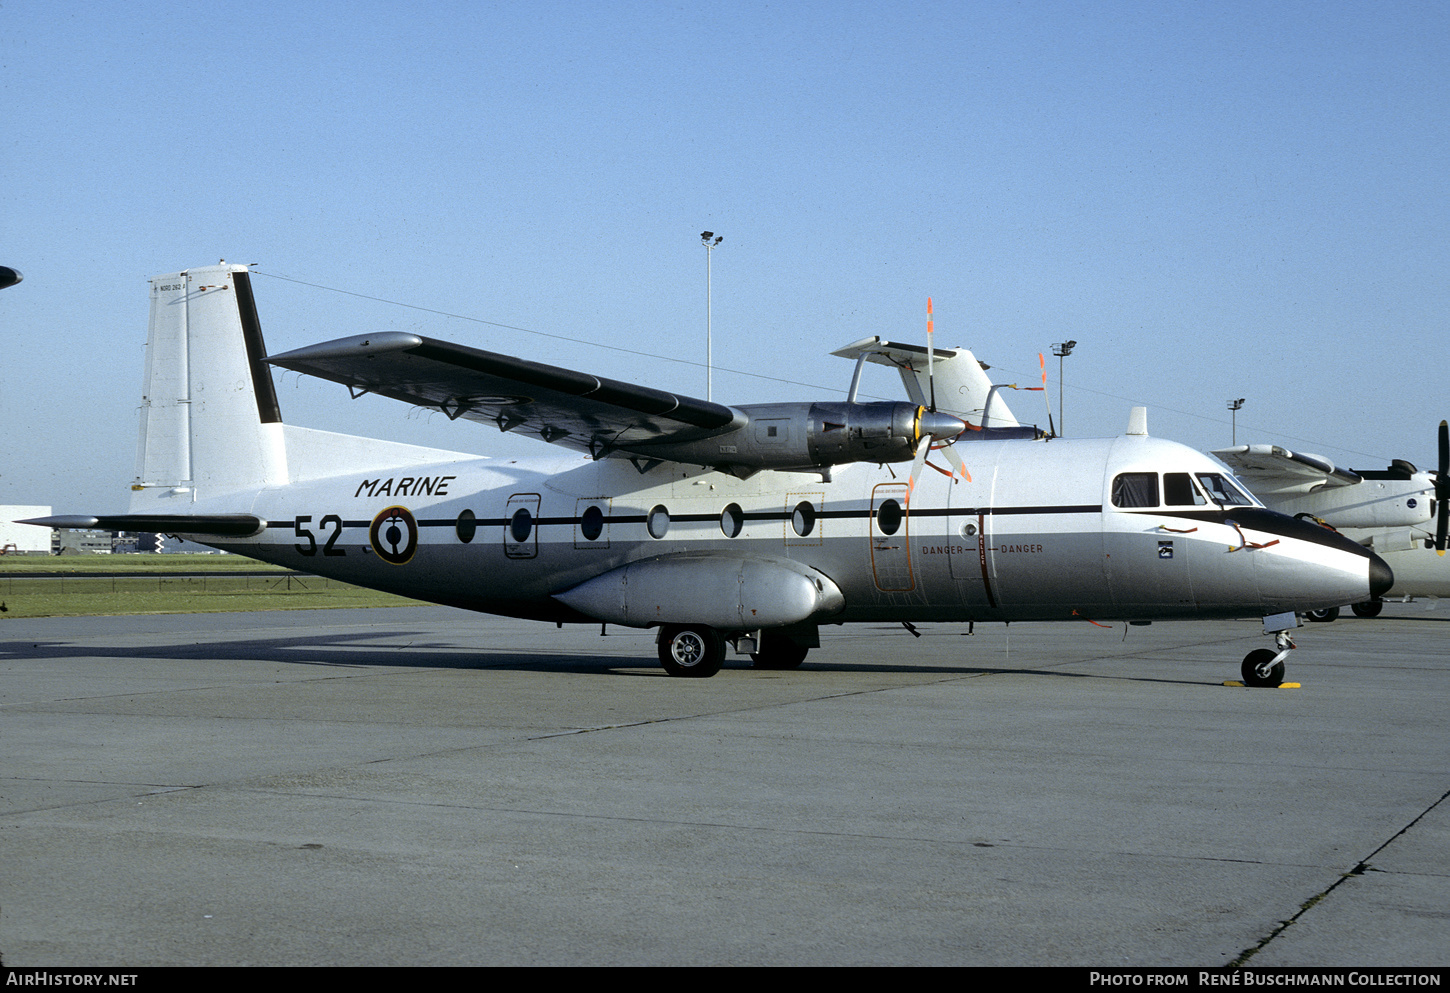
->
[1306,606,1340,623]
[1351,600,1384,619]
[750,633,809,670]
[1241,649,1285,688]
[657,625,725,678]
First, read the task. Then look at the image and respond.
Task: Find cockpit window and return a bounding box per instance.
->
[1112,472,1159,508]
[1164,472,1206,506]
[1196,472,1255,506]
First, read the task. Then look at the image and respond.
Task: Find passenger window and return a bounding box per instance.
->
[1111,472,1159,508]
[1163,473,1205,506]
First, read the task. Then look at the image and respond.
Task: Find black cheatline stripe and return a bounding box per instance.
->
[1139,507,1374,557]
[272,504,1104,534]
[233,271,283,425]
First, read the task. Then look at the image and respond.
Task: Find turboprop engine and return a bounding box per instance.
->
[632,401,971,475]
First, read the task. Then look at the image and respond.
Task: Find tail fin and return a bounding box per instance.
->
[131,265,478,514]
[131,265,289,510]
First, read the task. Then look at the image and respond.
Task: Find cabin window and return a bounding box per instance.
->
[720,503,744,538]
[1111,472,1159,508]
[579,505,604,541]
[791,500,816,537]
[456,509,477,543]
[1163,473,1205,507]
[647,505,670,539]
[1196,473,1255,506]
[509,507,532,543]
[876,498,903,536]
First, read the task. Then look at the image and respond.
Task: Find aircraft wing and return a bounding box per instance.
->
[1212,445,1363,496]
[267,332,744,460]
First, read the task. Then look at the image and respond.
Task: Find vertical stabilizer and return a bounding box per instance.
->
[131,265,288,510]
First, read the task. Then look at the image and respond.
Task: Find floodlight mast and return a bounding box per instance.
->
[1051,340,1077,436]
[701,232,722,401]
[1227,398,1246,445]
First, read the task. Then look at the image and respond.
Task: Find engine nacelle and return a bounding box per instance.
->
[630,401,968,474]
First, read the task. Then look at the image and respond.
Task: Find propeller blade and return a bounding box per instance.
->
[1438,421,1448,555]
[936,440,972,482]
[905,435,930,507]
[926,297,937,412]
[1039,352,1054,432]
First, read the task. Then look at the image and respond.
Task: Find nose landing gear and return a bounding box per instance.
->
[1241,630,1294,688]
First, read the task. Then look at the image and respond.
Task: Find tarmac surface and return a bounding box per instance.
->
[1,603,1446,967]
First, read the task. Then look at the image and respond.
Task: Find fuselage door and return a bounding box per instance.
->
[504,492,541,559]
[869,482,913,591]
[948,463,995,609]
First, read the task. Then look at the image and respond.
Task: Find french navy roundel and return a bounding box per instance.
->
[370,506,418,565]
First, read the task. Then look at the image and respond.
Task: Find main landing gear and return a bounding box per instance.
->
[655,626,814,677]
[1241,630,1294,688]
[750,632,809,670]
[657,624,726,678]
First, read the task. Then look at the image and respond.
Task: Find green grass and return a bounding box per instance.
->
[0,552,286,574]
[0,554,422,618]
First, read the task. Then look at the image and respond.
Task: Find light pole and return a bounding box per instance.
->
[1228,398,1246,445]
[701,231,722,401]
[1051,340,1077,436]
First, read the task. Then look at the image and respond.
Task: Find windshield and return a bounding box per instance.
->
[1196,472,1257,507]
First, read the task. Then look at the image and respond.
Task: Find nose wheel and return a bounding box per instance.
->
[1241,649,1286,687]
[1241,631,1293,687]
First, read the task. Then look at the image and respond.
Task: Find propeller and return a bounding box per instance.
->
[1436,420,1448,556]
[1039,352,1056,437]
[905,299,970,506]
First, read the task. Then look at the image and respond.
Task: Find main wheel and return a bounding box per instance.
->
[1351,600,1384,618]
[750,633,809,670]
[657,625,726,678]
[1306,606,1340,622]
[1241,649,1285,688]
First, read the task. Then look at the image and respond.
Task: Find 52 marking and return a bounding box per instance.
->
[294,514,346,556]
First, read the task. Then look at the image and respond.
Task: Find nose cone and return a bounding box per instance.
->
[1369,551,1394,599]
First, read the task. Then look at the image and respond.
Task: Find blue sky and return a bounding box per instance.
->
[3,1,1447,513]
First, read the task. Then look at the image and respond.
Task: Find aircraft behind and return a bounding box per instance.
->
[1216,432,1448,618]
[23,264,1392,687]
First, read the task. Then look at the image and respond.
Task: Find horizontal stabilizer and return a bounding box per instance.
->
[19,514,265,537]
[831,337,1020,428]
